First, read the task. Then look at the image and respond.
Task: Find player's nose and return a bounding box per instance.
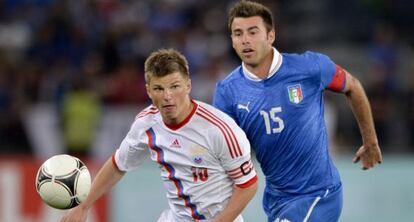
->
[163,88,173,100]
[242,35,250,45]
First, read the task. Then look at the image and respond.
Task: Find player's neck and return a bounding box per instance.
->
[181,99,194,122]
[245,50,274,79]
[166,99,194,126]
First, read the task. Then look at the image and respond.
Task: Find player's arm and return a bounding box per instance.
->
[328,65,382,170]
[213,177,258,222]
[211,109,258,221]
[213,125,258,221]
[60,157,125,222]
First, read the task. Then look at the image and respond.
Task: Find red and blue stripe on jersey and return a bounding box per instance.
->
[146,128,205,220]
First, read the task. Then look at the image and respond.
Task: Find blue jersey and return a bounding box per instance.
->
[213,51,341,196]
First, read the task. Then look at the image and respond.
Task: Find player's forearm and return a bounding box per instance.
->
[345,77,378,146]
[213,181,258,222]
[80,157,125,210]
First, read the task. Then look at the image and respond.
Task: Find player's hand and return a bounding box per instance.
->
[352,143,382,170]
[60,205,88,222]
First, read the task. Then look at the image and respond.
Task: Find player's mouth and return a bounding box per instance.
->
[162,104,176,112]
[242,48,254,57]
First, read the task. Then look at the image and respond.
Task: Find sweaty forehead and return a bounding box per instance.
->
[231,16,265,31]
[149,72,186,86]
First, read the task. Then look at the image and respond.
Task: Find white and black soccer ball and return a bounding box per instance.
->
[35,154,91,209]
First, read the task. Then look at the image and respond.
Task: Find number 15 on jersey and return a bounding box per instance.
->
[259,107,284,134]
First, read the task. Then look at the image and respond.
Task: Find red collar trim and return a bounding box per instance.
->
[164,100,198,130]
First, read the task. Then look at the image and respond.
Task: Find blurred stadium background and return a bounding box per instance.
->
[0,0,413,221]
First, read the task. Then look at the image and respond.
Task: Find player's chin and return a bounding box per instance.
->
[161,108,177,119]
[238,53,254,62]
[242,58,259,67]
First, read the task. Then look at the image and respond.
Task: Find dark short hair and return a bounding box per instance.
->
[228,0,274,32]
[144,48,190,83]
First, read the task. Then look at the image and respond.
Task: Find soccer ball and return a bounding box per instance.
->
[35,154,91,209]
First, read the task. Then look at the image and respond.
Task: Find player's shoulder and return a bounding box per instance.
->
[216,65,243,87]
[195,100,238,126]
[283,51,330,63]
[135,104,159,119]
[132,104,160,129]
[282,51,334,76]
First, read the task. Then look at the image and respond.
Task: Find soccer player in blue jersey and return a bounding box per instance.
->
[213,1,383,222]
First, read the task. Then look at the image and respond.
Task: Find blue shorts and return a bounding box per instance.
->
[263,183,343,222]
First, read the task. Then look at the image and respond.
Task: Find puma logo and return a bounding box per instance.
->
[237,102,250,112]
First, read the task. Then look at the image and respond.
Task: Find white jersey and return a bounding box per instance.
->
[113,100,257,221]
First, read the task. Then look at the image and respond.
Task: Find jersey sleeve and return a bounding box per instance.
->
[212,113,258,188]
[213,82,236,120]
[113,118,150,172]
[309,52,339,91]
[326,64,347,92]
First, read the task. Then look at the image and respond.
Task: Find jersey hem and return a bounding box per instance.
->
[111,153,125,172]
[236,175,258,188]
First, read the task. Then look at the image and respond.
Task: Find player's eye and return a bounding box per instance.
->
[233,31,242,37]
[248,27,260,36]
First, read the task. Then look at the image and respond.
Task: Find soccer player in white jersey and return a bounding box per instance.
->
[61,48,258,222]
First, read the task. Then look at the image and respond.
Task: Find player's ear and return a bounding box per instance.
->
[268,29,275,44]
[231,38,236,50]
[231,32,237,50]
[186,78,192,93]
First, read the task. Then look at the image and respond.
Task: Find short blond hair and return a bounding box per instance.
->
[144,48,190,83]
